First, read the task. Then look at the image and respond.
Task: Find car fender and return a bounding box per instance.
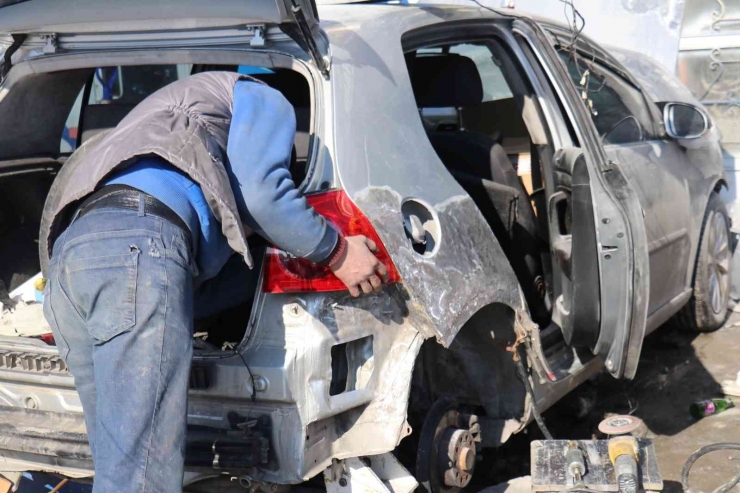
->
[353,186,534,347]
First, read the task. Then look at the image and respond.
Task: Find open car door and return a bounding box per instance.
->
[514,20,650,379]
[548,147,649,379]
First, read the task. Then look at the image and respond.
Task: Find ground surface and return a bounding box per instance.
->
[547,311,740,493]
[16,314,740,492]
[477,312,740,493]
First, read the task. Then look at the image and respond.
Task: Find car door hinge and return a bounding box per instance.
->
[41,33,58,54]
[603,160,617,172]
[247,25,266,47]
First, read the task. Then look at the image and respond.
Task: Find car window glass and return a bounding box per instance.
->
[558,52,653,145]
[61,64,193,153]
[450,43,513,102]
[409,42,520,139]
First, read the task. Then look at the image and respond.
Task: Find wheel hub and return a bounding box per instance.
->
[416,399,481,493]
[441,428,476,487]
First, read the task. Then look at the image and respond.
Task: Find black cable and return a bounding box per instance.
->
[237,350,258,402]
[557,0,585,52]
[515,346,553,440]
[681,443,740,493]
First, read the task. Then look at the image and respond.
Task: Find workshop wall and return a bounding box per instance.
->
[678,0,740,229]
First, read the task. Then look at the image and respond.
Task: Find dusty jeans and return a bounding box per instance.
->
[43,206,196,493]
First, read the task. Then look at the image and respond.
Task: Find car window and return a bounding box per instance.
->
[558,52,654,145]
[449,43,513,102]
[407,39,539,169]
[61,64,192,153]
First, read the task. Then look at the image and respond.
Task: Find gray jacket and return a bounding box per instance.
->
[40,72,254,274]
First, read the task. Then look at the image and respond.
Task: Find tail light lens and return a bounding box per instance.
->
[262,190,401,294]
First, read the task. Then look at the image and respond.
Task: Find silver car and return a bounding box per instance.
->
[0,0,729,491]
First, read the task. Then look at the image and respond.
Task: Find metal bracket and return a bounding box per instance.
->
[248,25,266,47]
[324,454,418,493]
[42,34,58,54]
[289,0,330,77]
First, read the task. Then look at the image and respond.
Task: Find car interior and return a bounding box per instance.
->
[0,63,312,351]
[404,36,596,374]
[405,39,554,325]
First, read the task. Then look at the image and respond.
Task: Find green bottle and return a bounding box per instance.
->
[690,397,735,419]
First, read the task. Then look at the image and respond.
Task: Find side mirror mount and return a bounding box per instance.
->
[663,102,710,140]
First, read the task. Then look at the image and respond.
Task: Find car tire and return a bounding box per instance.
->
[675,192,732,332]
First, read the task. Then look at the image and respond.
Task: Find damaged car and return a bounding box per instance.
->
[0,0,729,491]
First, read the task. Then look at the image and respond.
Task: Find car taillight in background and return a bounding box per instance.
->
[263,190,401,293]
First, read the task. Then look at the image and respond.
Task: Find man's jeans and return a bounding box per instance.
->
[43,206,197,493]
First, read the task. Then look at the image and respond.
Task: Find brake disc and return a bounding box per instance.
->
[415,399,481,493]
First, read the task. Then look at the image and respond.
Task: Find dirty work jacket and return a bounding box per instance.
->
[40,72,281,275]
[103,80,338,282]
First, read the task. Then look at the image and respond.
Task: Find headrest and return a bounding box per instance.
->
[410,54,484,108]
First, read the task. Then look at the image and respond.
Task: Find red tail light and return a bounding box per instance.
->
[262,190,401,294]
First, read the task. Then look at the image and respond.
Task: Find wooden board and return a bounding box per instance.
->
[531,440,663,492]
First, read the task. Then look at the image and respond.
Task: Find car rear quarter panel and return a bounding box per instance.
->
[323,6,533,346]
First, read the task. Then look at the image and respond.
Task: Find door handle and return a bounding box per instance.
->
[548,191,572,278]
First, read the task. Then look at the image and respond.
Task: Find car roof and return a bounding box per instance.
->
[317,1,572,29]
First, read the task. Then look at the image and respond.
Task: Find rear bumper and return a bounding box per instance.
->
[0,289,424,483]
[0,406,91,464]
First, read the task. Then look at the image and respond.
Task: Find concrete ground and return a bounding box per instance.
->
[481,311,740,493]
[643,316,740,493]
[554,312,740,493]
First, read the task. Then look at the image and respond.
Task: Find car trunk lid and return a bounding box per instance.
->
[0,0,328,75]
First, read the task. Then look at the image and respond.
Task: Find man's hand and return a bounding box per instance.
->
[330,235,388,297]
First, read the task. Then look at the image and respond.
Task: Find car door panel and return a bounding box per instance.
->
[514,21,650,379]
[607,143,693,313]
[549,148,600,348]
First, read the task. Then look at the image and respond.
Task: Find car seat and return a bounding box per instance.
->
[409,53,548,323]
